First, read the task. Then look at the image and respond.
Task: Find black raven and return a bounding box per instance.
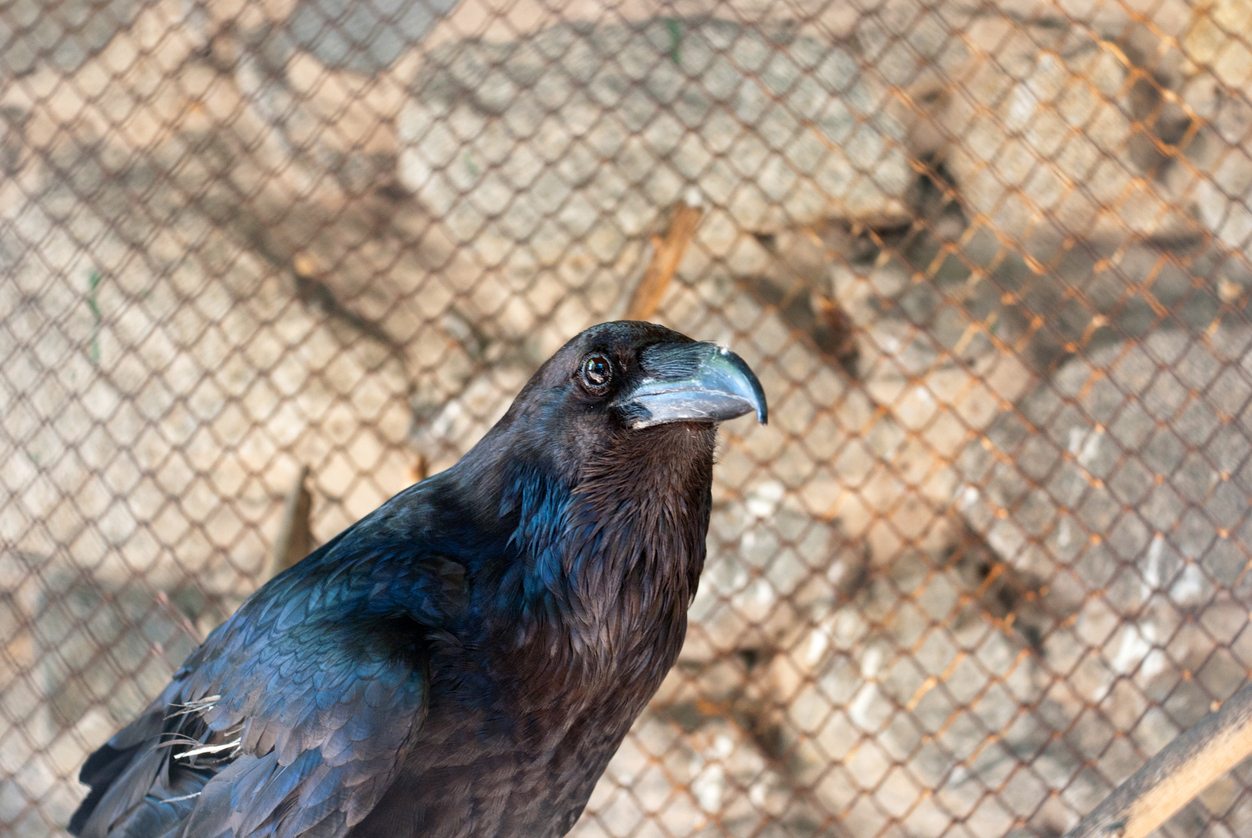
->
[70,321,767,838]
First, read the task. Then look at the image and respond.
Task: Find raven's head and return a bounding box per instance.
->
[448,321,766,665]
[485,320,766,479]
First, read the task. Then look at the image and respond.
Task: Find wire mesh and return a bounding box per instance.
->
[3,0,1252,836]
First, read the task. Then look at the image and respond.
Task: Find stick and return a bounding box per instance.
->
[409,454,428,485]
[1063,680,1252,838]
[625,193,703,322]
[269,465,312,577]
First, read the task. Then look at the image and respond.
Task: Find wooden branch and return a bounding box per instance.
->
[269,464,312,577]
[625,195,703,322]
[1063,680,1252,838]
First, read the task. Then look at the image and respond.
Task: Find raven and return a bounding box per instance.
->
[70,321,767,838]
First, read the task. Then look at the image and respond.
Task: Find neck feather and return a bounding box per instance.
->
[499,424,716,681]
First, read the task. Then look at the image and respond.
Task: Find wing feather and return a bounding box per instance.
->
[70,526,462,838]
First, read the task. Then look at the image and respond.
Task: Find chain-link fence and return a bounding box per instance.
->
[4,0,1252,836]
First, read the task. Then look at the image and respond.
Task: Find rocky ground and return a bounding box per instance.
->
[3,1,1252,837]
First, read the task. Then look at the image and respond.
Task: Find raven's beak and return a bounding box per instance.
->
[619,341,768,429]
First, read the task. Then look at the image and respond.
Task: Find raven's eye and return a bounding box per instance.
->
[581,355,612,391]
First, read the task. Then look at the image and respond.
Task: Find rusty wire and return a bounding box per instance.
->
[4,1,1252,837]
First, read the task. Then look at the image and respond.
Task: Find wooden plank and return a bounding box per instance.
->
[1064,680,1252,838]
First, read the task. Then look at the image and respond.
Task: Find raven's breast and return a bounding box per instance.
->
[346,688,645,838]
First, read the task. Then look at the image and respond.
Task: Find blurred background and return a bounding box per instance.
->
[4,0,1252,836]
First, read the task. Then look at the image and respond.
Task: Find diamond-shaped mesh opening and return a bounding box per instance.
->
[4,1,1252,836]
